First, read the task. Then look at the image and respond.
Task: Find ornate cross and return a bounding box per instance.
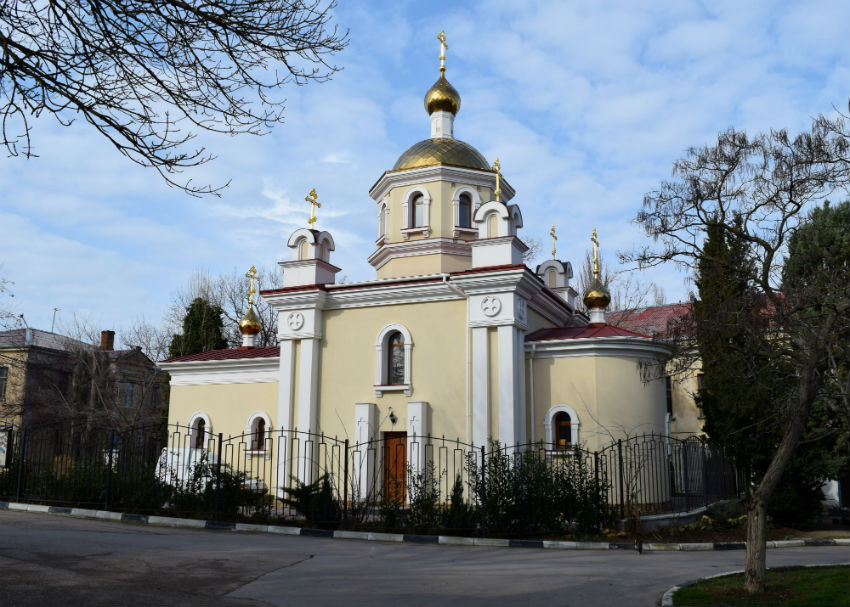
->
[245,265,258,307]
[591,227,600,279]
[550,224,557,260]
[437,30,448,74]
[305,188,321,228]
[491,158,502,202]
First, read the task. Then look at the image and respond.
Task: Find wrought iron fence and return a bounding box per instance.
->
[0,423,743,535]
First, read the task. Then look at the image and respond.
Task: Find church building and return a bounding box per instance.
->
[161,33,672,467]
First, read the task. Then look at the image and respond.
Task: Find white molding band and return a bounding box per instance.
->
[161,358,279,386]
[374,324,413,397]
[369,165,516,204]
[526,336,672,360]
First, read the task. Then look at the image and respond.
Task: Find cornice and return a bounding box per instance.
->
[261,288,327,311]
[161,357,280,386]
[527,336,673,360]
[324,280,463,310]
[369,165,515,203]
[367,238,472,270]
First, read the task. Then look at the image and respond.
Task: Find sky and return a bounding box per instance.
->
[1,0,847,344]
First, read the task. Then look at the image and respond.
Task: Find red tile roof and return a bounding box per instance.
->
[162,346,280,363]
[606,303,692,338]
[526,324,649,342]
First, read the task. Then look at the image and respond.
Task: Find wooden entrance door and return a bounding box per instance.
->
[383,432,407,504]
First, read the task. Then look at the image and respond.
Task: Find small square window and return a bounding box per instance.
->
[0,367,7,399]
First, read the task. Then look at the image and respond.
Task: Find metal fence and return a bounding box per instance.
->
[0,423,743,533]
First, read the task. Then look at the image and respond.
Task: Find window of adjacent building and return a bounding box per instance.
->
[123,381,135,408]
[412,193,425,227]
[194,418,206,449]
[458,193,471,228]
[0,367,7,399]
[554,412,572,449]
[387,331,405,385]
[250,417,266,451]
[697,373,705,390]
[665,375,673,415]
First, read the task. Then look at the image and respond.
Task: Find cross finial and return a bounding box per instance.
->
[245,265,258,308]
[550,225,558,260]
[437,30,448,75]
[491,158,502,202]
[305,188,321,228]
[591,227,600,279]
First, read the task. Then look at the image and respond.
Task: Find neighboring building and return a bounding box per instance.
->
[0,328,167,429]
[161,34,674,495]
[607,303,705,436]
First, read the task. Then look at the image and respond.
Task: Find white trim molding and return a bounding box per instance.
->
[527,336,672,360]
[401,185,432,237]
[369,165,516,204]
[161,357,280,386]
[452,185,482,236]
[544,404,581,448]
[367,237,471,271]
[374,323,413,397]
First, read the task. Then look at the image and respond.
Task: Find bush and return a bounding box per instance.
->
[284,474,340,528]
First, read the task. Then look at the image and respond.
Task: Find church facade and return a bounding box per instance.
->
[161,36,673,467]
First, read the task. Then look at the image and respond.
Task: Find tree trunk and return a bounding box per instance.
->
[743,364,817,593]
[744,496,767,592]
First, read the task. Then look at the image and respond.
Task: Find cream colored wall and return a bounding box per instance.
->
[376,252,472,279]
[168,382,279,438]
[529,354,667,452]
[316,299,468,442]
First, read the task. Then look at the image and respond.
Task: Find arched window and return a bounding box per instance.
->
[487,213,499,238]
[194,418,206,449]
[554,412,571,449]
[374,324,413,397]
[251,417,266,451]
[412,193,425,227]
[458,193,472,228]
[387,332,405,385]
[548,269,557,288]
[298,239,309,260]
[545,405,580,450]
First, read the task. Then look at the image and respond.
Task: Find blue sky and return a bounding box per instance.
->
[1,0,847,340]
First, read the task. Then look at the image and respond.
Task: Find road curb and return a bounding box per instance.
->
[1,501,848,552]
[658,562,850,606]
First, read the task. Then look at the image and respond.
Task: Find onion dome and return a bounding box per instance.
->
[583,276,611,311]
[424,75,461,115]
[393,137,489,171]
[239,306,261,336]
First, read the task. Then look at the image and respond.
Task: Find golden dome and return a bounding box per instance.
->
[583,277,611,311]
[393,138,489,171]
[239,306,261,335]
[424,75,461,115]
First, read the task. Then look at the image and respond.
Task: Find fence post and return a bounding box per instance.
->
[479,445,486,537]
[616,439,625,520]
[15,428,26,502]
[701,443,709,507]
[103,430,115,510]
[343,439,349,529]
[682,442,691,512]
[214,433,223,521]
[594,451,601,532]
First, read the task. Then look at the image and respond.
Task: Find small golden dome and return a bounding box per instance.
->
[393,138,489,172]
[583,277,611,311]
[424,75,461,115]
[239,306,261,335]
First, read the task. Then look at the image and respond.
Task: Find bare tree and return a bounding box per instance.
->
[0,268,18,329]
[163,265,283,350]
[522,237,542,266]
[575,249,664,314]
[0,1,348,195]
[622,111,850,593]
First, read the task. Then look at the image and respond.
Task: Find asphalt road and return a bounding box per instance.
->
[0,511,846,606]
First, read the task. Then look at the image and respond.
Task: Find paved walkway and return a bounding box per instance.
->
[0,511,846,606]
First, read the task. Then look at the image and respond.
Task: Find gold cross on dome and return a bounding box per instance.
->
[591,227,600,279]
[491,158,502,202]
[245,265,258,307]
[550,225,558,260]
[305,188,321,228]
[437,30,448,74]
